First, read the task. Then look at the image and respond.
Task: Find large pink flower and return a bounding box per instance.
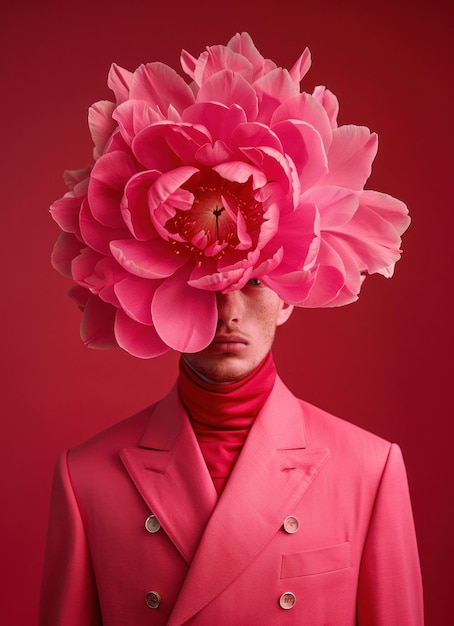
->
[51,32,409,358]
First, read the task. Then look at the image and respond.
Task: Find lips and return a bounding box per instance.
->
[210,334,248,353]
[212,334,248,344]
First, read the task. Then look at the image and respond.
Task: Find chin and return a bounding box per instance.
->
[208,358,259,383]
[188,355,254,384]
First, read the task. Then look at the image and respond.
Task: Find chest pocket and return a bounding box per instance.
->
[281,541,351,578]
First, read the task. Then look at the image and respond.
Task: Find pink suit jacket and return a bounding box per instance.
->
[40,376,423,625]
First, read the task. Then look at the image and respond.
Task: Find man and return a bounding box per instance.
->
[39,281,423,624]
[40,34,423,624]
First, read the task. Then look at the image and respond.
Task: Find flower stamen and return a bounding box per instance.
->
[164,177,264,259]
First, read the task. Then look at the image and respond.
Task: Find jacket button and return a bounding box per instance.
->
[145,515,161,533]
[283,515,300,534]
[145,591,161,609]
[279,591,296,609]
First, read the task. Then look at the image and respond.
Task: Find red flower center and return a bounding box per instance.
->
[165,174,264,259]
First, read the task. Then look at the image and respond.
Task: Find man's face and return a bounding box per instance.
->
[183,281,294,383]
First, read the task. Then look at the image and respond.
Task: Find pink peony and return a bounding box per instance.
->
[51,32,410,358]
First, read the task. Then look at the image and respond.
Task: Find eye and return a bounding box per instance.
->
[247,278,262,286]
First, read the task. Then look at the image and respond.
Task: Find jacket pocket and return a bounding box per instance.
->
[281,541,351,578]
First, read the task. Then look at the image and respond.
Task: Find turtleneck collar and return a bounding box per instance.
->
[178,351,277,495]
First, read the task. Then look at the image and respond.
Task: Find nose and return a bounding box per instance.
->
[216,290,243,325]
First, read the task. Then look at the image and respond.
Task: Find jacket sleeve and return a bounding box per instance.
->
[357,443,424,625]
[39,450,102,626]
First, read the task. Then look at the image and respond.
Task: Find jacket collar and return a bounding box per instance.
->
[120,376,329,625]
[120,383,218,564]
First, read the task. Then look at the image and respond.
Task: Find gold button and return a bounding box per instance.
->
[145,515,161,533]
[279,591,296,609]
[145,591,161,609]
[283,516,300,534]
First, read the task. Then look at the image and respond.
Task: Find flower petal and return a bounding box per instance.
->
[80,294,118,349]
[113,100,164,146]
[308,237,362,306]
[180,48,198,82]
[324,195,408,276]
[51,233,83,277]
[147,168,198,239]
[115,309,169,358]
[231,122,283,154]
[302,186,359,229]
[240,146,292,194]
[71,248,104,288]
[227,32,277,80]
[130,62,195,116]
[152,268,218,352]
[72,252,124,306]
[289,47,312,85]
[252,246,284,276]
[197,70,258,122]
[272,92,333,152]
[213,160,267,188]
[50,171,90,235]
[256,199,281,249]
[132,123,207,171]
[319,125,378,190]
[88,100,117,159]
[89,151,137,228]
[110,238,189,278]
[262,269,316,305]
[274,120,328,189]
[193,45,254,85]
[196,140,233,166]
[312,86,339,129]
[270,201,319,270]
[253,68,298,124]
[50,193,83,236]
[148,166,198,206]
[68,284,90,310]
[221,193,252,250]
[359,190,410,236]
[114,275,160,324]
[188,264,253,292]
[63,167,92,191]
[80,198,129,255]
[121,170,161,240]
[107,63,134,103]
[183,101,246,145]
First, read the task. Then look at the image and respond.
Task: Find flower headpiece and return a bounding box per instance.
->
[51,32,409,358]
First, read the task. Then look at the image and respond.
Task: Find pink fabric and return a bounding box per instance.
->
[178,352,276,494]
[39,378,424,625]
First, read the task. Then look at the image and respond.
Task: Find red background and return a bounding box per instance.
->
[2,1,452,623]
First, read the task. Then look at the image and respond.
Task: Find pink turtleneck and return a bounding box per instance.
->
[178,352,277,495]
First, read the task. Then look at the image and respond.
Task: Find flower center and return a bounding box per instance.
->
[165,175,263,259]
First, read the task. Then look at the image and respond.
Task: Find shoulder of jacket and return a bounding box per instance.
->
[297,398,394,467]
[66,387,177,464]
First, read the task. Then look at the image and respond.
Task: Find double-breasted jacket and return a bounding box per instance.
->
[39,376,423,625]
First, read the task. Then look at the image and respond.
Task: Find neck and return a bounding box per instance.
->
[178,351,277,495]
[179,351,276,399]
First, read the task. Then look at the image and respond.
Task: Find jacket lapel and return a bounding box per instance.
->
[167,376,330,626]
[120,385,218,564]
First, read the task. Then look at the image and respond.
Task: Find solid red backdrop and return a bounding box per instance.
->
[1,1,452,624]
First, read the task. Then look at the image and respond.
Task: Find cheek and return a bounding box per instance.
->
[256,306,282,341]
